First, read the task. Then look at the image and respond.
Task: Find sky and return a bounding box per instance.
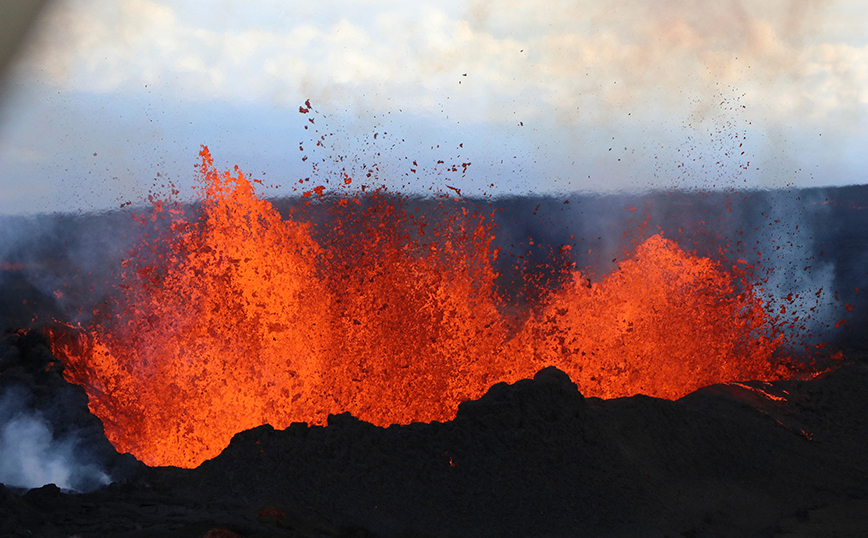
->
[0,0,866,215]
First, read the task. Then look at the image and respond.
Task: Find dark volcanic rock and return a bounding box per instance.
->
[159,363,868,537]
[2,330,868,537]
[173,365,639,537]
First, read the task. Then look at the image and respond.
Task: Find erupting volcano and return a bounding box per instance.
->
[47,146,826,468]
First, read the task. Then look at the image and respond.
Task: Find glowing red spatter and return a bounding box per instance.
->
[50,147,812,468]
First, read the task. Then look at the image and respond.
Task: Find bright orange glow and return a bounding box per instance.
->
[49,147,805,468]
[509,234,786,400]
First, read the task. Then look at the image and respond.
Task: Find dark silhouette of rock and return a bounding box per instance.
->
[2,329,868,537]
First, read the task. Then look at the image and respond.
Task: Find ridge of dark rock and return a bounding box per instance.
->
[2,331,868,537]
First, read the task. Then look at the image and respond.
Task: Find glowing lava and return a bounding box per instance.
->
[510,234,786,400]
[50,147,802,468]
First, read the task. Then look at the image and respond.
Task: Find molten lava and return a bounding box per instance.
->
[50,147,801,468]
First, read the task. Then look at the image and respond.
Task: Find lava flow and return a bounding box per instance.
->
[49,147,810,468]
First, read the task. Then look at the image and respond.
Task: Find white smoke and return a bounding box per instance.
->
[0,387,111,491]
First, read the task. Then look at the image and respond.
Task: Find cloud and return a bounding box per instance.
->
[14,0,864,126]
[457,0,863,123]
[0,0,864,210]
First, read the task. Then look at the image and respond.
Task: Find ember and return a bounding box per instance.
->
[49,147,807,468]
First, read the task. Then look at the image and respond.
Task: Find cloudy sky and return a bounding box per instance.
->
[0,0,866,214]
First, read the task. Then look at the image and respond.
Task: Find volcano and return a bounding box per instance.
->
[2,152,868,537]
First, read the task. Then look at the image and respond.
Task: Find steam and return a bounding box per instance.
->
[0,212,140,328]
[753,190,838,338]
[0,387,111,492]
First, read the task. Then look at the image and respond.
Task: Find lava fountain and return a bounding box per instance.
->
[49,146,816,468]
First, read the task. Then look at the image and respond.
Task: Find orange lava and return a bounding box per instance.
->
[50,147,797,468]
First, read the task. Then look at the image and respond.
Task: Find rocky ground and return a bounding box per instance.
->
[1,329,868,537]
